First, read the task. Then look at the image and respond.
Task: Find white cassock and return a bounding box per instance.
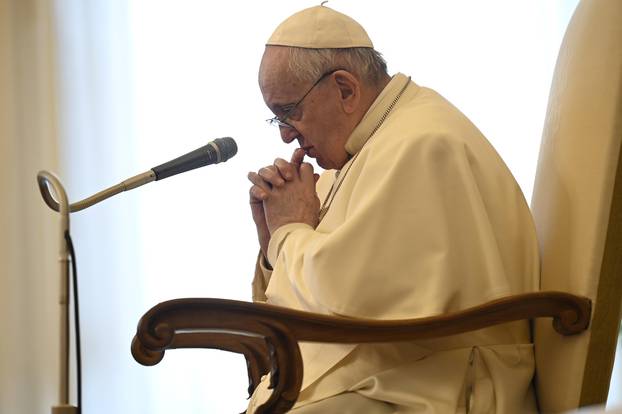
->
[248,73,539,413]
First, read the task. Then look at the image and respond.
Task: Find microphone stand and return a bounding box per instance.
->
[37,170,155,414]
[37,171,75,414]
[36,138,237,413]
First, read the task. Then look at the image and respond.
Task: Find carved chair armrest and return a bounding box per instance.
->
[132,291,591,414]
[132,332,272,398]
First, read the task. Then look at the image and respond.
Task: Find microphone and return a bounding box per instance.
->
[152,137,237,181]
[37,137,238,213]
[36,136,237,414]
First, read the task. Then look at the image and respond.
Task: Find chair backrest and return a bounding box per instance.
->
[531,0,622,411]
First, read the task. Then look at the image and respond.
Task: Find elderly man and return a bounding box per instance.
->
[247,5,538,413]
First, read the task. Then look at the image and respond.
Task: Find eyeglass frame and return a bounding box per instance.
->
[265,68,346,129]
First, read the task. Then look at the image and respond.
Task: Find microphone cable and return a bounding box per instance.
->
[65,231,82,414]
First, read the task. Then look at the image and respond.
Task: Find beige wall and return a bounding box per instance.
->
[0,0,63,411]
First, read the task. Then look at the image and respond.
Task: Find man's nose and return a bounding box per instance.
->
[279,125,298,144]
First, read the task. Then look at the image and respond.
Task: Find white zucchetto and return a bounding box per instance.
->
[266,5,374,49]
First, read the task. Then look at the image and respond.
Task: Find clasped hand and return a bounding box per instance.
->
[248,148,320,258]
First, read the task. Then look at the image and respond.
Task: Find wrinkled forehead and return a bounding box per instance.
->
[259,46,305,104]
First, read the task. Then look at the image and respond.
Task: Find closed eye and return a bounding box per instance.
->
[279,104,296,115]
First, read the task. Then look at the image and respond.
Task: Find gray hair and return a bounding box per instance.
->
[285,47,388,86]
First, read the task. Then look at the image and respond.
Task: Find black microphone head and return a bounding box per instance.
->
[151,137,238,181]
[212,137,237,163]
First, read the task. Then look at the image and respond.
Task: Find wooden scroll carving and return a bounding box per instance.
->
[132,291,591,414]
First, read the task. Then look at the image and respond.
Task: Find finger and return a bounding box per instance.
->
[257,165,285,187]
[314,173,320,183]
[249,184,269,202]
[299,162,316,186]
[248,171,273,192]
[291,148,305,167]
[274,158,297,181]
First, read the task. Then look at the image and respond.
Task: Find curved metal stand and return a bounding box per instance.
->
[37,171,78,414]
[38,170,155,213]
[37,167,157,413]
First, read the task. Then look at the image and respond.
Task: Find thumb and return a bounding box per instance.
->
[299,162,316,185]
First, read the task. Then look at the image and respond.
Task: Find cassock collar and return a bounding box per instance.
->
[345,72,415,156]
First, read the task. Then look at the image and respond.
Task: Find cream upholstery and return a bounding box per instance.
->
[531,0,622,411]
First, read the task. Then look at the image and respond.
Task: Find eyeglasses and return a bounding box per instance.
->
[265,68,344,129]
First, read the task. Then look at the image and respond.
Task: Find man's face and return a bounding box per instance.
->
[259,47,350,170]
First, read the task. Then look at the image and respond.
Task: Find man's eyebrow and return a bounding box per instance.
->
[272,102,296,115]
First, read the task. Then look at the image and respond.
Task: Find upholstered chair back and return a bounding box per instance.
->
[531,0,622,411]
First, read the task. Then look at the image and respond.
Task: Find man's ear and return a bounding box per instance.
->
[334,71,361,114]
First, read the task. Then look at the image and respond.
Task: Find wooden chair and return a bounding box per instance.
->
[132,0,622,412]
